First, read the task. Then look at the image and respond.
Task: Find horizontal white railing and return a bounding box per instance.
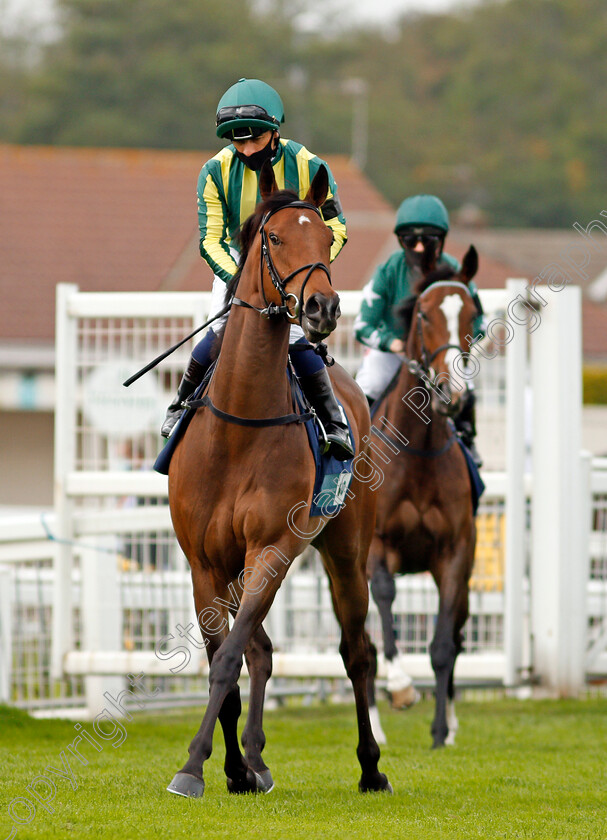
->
[1,284,603,711]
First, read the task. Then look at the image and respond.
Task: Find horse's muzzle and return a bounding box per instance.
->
[302,292,341,341]
[432,380,464,418]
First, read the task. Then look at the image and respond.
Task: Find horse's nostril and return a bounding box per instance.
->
[305,295,321,319]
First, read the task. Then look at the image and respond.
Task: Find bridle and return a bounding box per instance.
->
[184,199,335,428]
[122,199,333,391]
[402,281,475,392]
[232,200,332,325]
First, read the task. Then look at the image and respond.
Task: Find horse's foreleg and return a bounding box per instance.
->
[170,551,290,798]
[168,575,253,798]
[367,640,387,745]
[214,606,261,794]
[430,555,470,749]
[370,559,398,661]
[370,560,417,711]
[169,624,250,797]
[326,560,391,793]
[241,624,274,792]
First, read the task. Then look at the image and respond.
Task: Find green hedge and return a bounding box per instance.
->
[583,366,607,404]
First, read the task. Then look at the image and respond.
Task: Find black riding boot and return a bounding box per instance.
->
[299,367,355,461]
[160,356,207,439]
[454,390,483,468]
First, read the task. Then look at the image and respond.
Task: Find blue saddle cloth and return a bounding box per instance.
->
[153,378,206,475]
[153,374,354,518]
[455,436,485,516]
[292,381,355,518]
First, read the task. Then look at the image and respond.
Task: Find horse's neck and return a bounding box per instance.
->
[210,274,291,417]
[386,341,450,451]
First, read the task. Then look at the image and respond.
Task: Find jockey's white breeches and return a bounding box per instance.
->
[355,347,402,401]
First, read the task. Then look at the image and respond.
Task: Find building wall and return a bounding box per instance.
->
[0,411,54,506]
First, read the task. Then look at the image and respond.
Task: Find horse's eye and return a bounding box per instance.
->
[420,311,429,322]
[269,232,281,246]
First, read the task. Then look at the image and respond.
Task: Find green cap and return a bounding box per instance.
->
[394,195,450,234]
[216,78,285,139]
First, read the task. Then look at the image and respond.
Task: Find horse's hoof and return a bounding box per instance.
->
[359,773,393,793]
[167,772,205,798]
[226,770,257,794]
[253,769,274,793]
[390,685,420,710]
[431,740,446,750]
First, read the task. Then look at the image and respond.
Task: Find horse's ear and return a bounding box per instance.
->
[305,164,329,208]
[259,159,278,200]
[461,245,478,281]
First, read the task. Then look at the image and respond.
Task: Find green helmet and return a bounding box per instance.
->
[394,195,450,234]
[216,78,285,139]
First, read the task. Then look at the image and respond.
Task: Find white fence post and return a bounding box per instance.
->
[573,452,592,687]
[0,566,12,703]
[82,540,122,717]
[530,285,585,695]
[51,283,79,679]
[504,279,529,686]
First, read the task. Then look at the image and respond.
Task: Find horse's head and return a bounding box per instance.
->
[235,162,340,343]
[397,246,481,416]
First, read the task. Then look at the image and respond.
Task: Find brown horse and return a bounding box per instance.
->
[166,162,390,798]
[366,246,481,748]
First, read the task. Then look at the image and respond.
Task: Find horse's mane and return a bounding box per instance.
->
[210,188,301,359]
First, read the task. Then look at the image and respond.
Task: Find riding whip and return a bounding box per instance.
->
[122,303,231,387]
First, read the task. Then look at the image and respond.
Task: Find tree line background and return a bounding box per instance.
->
[1,0,605,227]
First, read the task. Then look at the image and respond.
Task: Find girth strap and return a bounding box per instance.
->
[371,425,457,458]
[184,393,313,428]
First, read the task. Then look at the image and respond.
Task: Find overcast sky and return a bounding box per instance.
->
[322,0,472,25]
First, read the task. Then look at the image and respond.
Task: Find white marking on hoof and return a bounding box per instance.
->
[386,657,412,693]
[445,700,459,746]
[369,704,387,745]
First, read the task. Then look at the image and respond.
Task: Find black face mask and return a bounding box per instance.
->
[234,135,276,171]
[401,232,444,272]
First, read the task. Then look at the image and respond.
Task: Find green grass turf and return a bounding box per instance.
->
[1,696,606,840]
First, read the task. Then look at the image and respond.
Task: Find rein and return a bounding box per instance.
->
[186,199,331,429]
[258,200,332,324]
[371,424,457,459]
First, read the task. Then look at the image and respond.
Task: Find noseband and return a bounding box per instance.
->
[233,200,332,325]
[403,282,473,397]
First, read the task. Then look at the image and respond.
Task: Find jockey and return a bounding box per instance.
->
[354,194,485,466]
[161,78,354,460]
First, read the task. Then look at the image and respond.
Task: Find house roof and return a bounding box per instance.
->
[2,143,606,360]
[0,143,394,346]
[450,226,607,361]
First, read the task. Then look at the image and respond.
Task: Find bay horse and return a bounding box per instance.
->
[166,162,390,797]
[366,246,481,748]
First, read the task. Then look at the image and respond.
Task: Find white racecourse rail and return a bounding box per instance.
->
[0,282,605,716]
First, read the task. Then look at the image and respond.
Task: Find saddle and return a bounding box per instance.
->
[153,365,354,518]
